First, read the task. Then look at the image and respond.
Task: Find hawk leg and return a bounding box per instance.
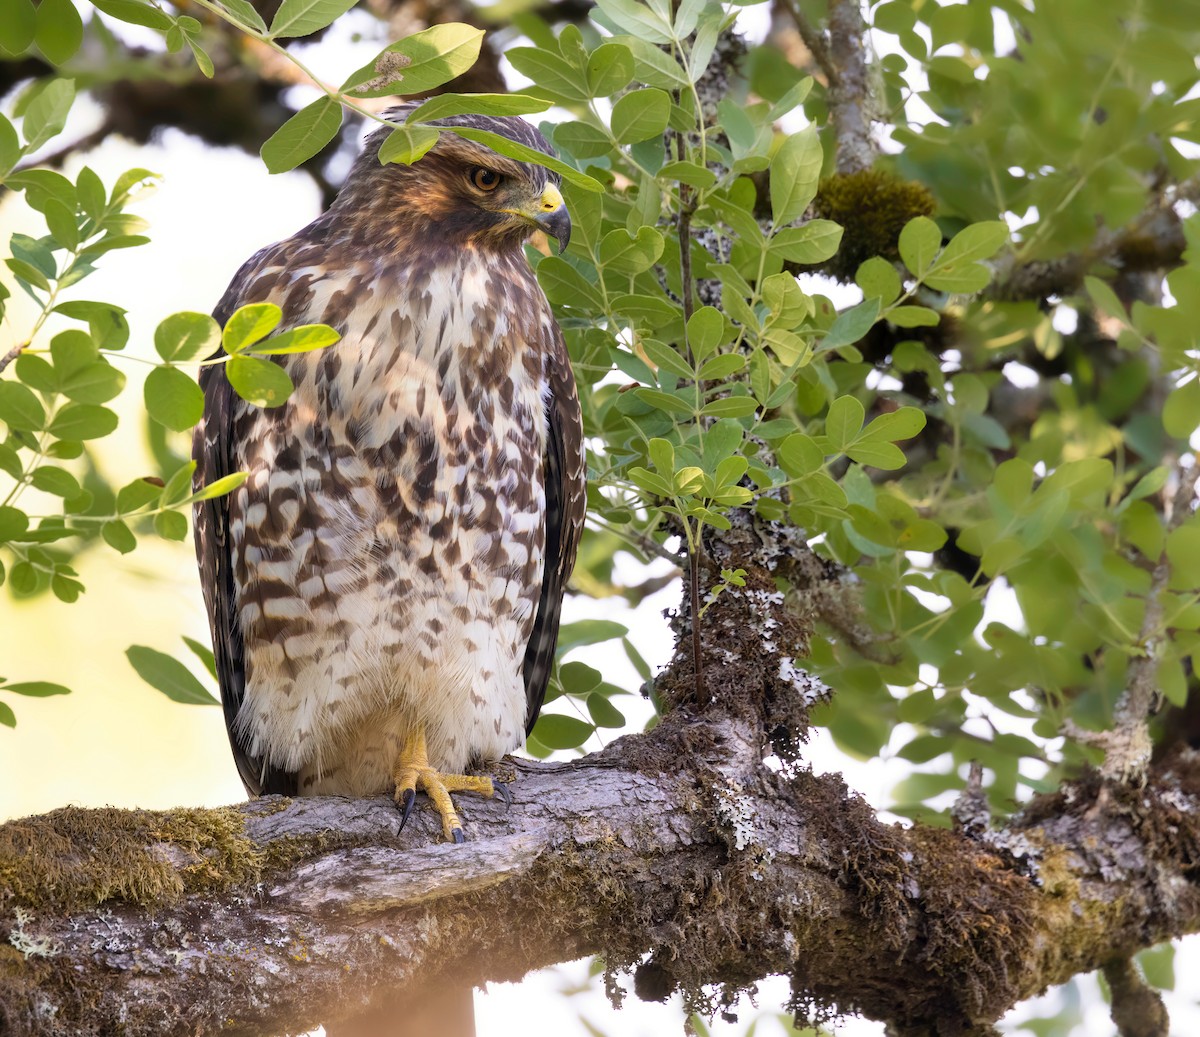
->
[393,726,495,843]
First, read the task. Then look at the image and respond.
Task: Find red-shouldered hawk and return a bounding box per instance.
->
[194,108,585,842]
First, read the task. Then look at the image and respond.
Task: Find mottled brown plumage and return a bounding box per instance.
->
[193,108,585,835]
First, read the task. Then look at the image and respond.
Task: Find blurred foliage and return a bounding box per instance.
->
[3,0,1200,1031]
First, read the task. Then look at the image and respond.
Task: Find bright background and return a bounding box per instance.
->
[3,7,1199,1036]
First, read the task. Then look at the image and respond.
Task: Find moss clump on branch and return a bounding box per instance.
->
[811,169,937,281]
[0,802,349,913]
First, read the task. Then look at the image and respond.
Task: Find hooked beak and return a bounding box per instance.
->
[532,183,571,253]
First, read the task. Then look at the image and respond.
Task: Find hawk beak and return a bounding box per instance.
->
[533,184,571,254]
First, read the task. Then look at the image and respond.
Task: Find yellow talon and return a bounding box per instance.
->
[393,726,494,842]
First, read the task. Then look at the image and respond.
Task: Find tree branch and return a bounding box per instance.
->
[826,0,874,174]
[777,0,837,83]
[3,701,1200,1036]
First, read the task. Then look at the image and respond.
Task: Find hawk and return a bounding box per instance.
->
[193,108,586,842]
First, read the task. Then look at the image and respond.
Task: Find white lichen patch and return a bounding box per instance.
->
[713,779,776,880]
[9,907,60,959]
[778,658,830,706]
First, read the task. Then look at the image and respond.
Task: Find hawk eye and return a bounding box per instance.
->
[471,167,502,192]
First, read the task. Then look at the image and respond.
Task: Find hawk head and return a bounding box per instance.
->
[334,105,571,255]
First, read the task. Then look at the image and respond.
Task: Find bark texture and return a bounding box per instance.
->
[2,708,1199,1037]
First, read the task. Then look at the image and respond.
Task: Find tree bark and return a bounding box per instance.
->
[2,709,1199,1037]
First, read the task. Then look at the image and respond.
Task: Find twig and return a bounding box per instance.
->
[777,0,838,83]
[689,535,706,700]
[826,0,875,174]
[1102,958,1170,1037]
[0,342,28,375]
[1077,459,1200,783]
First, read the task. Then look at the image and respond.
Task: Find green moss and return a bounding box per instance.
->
[0,805,273,912]
[811,169,937,281]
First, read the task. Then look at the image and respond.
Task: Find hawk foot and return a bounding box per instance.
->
[393,727,494,842]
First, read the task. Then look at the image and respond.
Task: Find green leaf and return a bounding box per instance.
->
[154,510,189,541]
[598,226,665,274]
[647,437,675,475]
[226,355,294,408]
[701,396,758,418]
[405,93,553,123]
[145,366,205,431]
[377,124,441,167]
[260,97,342,174]
[20,78,74,152]
[698,354,746,380]
[444,126,605,193]
[250,324,341,355]
[888,305,941,328]
[269,0,359,38]
[819,298,880,353]
[553,121,612,160]
[587,692,626,728]
[537,257,603,309]
[0,113,22,177]
[0,701,14,727]
[1085,275,1126,320]
[49,329,96,377]
[898,216,942,278]
[187,39,215,78]
[770,220,844,263]
[642,339,693,381]
[187,472,249,503]
[117,477,163,513]
[863,407,926,442]
[0,681,70,697]
[48,403,118,440]
[612,35,689,88]
[0,381,46,431]
[183,636,218,680]
[846,440,906,469]
[531,712,595,750]
[770,126,823,227]
[506,48,590,103]
[155,311,221,362]
[1166,525,1200,588]
[101,519,137,554]
[30,466,80,497]
[687,306,725,359]
[778,433,823,475]
[856,257,901,304]
[0,506,30,540]
[1163,380,1200,439]
[0,0,36,56]
[934,221,1008,266]
[126,646,219,706]
[657,160,717,190]
[635,388,694,416]
[611,88,671,144]
[924,262,992,294]
[587,42,634,97]
[826,395,865,451]
[217,0,268,33]
[14,353,56,393]
[342,24,485,98]
[35,0,83,63]
[223,303,282,354]
[594,0,673,44]
[89,0,171,30]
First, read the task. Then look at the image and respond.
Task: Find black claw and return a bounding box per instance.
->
[494,781,513,810]
[399,788,417,829]
[452,828,465,844]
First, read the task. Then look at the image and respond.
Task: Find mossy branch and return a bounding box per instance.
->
[3,711,1200,1035]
